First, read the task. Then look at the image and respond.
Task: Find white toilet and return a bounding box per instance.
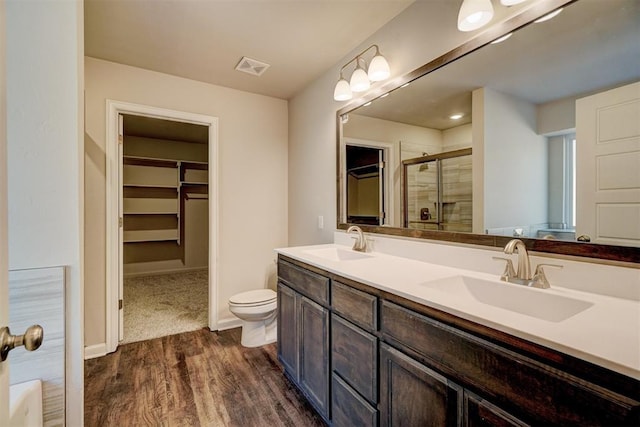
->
[228,289,277,347]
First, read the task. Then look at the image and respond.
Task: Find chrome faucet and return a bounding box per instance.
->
[347,225,368,252]
[503,239,532,283]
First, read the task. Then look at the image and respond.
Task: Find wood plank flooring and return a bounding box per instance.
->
[85,328,326,426]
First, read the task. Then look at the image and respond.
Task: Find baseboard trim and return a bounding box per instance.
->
[84,343,107,360]
[216,317,242,331]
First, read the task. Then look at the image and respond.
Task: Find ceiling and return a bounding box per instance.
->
[351,0,640,130]
[84,0,414,100]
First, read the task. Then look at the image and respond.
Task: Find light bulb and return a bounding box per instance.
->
[350,67,370,92]
[457,0,494,32]
[368,54,390,82]
[534,8,563,23]
[500,0,528,5]
[333,78,352,101]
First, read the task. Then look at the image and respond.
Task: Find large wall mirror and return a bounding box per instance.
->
[337,0,640,263]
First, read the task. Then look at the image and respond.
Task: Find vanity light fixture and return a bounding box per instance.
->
[457,0,494,32]
[534,8,563,23]
[449,113,464,120]
[333,44,390,101]
[458,0,531,32]
[491,32,513,44]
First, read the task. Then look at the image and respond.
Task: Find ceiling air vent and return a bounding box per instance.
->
[235,56,270,77]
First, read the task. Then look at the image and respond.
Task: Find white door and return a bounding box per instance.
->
[576,81,640,246]
[1,1,10,420]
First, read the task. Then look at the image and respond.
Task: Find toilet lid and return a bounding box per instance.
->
[229,289,276,305]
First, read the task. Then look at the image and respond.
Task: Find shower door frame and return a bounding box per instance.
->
[402,147,472,229]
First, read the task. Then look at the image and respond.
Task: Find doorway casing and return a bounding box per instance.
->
[105,100,219,353]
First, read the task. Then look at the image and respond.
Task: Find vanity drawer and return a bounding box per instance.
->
[278,260,329,306]
[380,300,640,426]
[332,374,377,427]
[332,281,377,331]
[332,314,377,403]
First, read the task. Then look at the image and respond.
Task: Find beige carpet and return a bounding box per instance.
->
[122,270,208,344]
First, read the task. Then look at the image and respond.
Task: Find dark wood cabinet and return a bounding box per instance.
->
[380,343,462,427]
[331,314,377,402]
[277,261,331,421]
[464,391,529,427]
[277,282,297,379]
[277,255,640,427]
[332,374,377,427]
[298,296,330,418]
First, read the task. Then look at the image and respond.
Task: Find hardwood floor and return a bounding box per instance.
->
[85,328,326,426]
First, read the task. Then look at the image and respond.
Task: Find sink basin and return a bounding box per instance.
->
[303,247,372,262]
[422,276,593,322]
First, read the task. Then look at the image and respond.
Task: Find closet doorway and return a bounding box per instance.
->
[106,101,219,352]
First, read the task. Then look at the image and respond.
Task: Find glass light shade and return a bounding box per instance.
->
[500,0,527,5]
[333,78,352,101]
[350,67,370,92]
[368,54,390,82]
[457,0,494,32]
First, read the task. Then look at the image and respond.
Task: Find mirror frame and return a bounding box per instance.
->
[336,0,639,264]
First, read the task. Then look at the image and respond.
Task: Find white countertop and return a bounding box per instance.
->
[276,243,640,380]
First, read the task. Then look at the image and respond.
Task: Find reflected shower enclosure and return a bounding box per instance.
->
[403,148,472,231]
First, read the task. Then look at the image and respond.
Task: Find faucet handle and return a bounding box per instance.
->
[531,263,563,289]
[492,257,516,282]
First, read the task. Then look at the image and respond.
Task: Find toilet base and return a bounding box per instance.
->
[240,316,277,348]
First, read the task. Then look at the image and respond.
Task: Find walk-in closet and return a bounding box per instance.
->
[121,114,209,343]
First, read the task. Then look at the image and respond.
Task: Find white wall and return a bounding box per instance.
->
[6,1,84,424]
[287,0,530,245]
[84,57,288,346]
[478,87,548,231]
[537,95,576,135]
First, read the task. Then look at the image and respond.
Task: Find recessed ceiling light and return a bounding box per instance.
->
[450,114,464,120]
[380,93,390,98]
[491,32,513,44]
[363,102,372,107]
[400,83,410,88]
[534,8,563,23]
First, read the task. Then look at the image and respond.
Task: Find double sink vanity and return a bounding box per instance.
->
[275,233,640,426]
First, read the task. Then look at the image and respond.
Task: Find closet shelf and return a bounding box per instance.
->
[123,184,179,189]
[180,181,208,186]
[123,229,179,243]
[123,156,179,168]
[124,211,178,216]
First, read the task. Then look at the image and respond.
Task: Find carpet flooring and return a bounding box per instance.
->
[123,270,208,344]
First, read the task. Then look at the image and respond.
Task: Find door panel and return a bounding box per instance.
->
[576,81,640,246]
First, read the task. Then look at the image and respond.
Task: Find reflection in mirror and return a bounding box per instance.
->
[339,0,640,250]
[403,149,473,232]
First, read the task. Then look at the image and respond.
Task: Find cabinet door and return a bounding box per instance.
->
[299,296,330,419]
[277,282,298,379]
[464,392,529,427]
[332,374,377,427]
[332,314,377,402]
[380,343,462,427]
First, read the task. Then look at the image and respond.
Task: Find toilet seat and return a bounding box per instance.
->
[229,289,276,307]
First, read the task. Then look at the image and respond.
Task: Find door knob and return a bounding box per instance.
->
[0,325,44,362]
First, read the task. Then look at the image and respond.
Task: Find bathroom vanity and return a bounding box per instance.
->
[275,245,640,426]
